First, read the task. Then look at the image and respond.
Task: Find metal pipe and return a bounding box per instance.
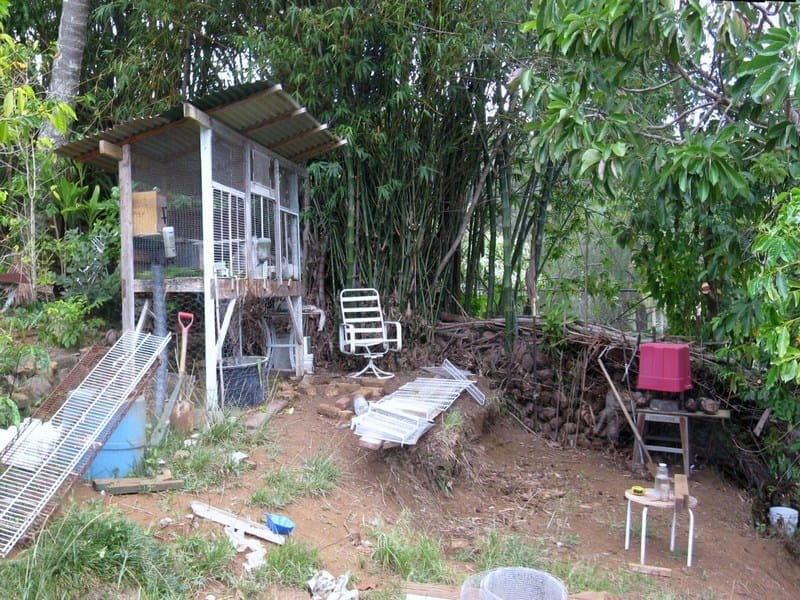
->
[153,263,167,417]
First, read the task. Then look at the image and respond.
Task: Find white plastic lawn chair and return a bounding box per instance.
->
[338,288,402,379]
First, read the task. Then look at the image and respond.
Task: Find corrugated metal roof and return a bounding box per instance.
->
[56,81,346,171]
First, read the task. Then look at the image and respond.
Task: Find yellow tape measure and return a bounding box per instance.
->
[630,485,645,496]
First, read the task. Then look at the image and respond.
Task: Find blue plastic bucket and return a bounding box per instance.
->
[84,395,146,480]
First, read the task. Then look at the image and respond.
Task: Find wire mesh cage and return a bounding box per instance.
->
[129,131,302,284]
[459,568,568,600]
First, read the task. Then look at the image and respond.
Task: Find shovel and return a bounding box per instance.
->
[177,311,194,379]
[171,312,195,431]
[149,312,195,446]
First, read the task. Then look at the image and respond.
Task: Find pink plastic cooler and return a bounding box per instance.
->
[637,342,692,392]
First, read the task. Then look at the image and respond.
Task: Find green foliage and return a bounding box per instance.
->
[521,0,799,335]
[369,513,454,584]
[710,187,800,502]
[255,539,323,589]
[170,532,235,589]
[51,221,121,310]
[0,502,183,599]
[248,453,342,509]
[0,395,20,427]
[248,467,303,509]
[159,417,260,492]
[300,453,342,496]
[38,296,103,348]
[47,173,119,232]
[0,323,49,374]
[461,528,548,571]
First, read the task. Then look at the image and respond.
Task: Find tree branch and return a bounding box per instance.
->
[669,60,729,106]
[620,76,681,94]
[649,102,716,131]
[784,97,800,136]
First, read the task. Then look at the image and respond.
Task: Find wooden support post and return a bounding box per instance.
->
[119,144,135,332]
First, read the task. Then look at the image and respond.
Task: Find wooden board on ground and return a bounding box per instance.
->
[629,563,672,577]
[92,476,183,495]
[190,501,285,545]
[404,582,460,600]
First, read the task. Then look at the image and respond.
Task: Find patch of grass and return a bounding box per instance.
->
[255,538,323,588]
[369,514,454,584]
[138,413,275,492]
[248,466,306,508]
[549,559,644,594]
[201,417,249,446]
[301,453,342,496]
[248,453,342,509]
[460,529,549,571]
[441,409,463,431]
[0,502,183,599]
[170,531,235,589]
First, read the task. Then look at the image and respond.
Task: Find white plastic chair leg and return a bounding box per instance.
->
[670,507,677,552]
[625,499,632,550]
[640,506,648,564]
[687,508,694,567]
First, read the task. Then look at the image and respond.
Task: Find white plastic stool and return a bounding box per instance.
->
[625,487,697,567]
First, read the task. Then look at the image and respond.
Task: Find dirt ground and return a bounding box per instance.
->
[69,368,800,599]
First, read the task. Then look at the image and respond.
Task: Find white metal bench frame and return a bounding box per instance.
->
[338,288,402,378]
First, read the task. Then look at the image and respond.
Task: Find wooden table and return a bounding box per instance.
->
[636,408,730,476]
[625,487,697,567]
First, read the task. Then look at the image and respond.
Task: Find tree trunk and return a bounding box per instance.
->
[41,0,90,147]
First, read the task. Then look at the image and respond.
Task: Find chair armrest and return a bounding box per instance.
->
[384,321,402,352]
[339,324,357,354]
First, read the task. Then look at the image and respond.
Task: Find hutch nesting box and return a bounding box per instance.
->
[57,82,345,409]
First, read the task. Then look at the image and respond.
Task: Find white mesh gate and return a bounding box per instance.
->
[0,330,171,557]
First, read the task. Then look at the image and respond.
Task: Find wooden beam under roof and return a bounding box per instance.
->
[99,140,122,161]
[73,118,190,164]
[183,102,307,174]
[243,107,307,135]
[271,124,328,150]
[206,83,285,115]
[290,138,348,162]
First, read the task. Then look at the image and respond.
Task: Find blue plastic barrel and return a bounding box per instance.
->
[84,395,146,480]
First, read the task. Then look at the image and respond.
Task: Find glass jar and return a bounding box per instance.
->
[655,463,671,500]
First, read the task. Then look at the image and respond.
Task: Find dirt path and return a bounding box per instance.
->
[70,371,800,599]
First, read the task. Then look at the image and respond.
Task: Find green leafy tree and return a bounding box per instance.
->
[0,4,75,294]
[238,0,534,326]
[519,0,799,335]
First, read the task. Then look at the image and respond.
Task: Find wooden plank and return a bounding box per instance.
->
[673,473,690,510]
[190,501,285,545]
[99,140,122,160]
[629,563,672,577]
[753,407,771,437]
[92,477,183,495]
[404,582,460,600]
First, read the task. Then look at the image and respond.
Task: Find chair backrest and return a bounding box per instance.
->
[339,288,387,348]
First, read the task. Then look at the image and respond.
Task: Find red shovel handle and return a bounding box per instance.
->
[178,312,194,332]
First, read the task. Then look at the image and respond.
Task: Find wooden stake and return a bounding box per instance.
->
[598,357,656,476]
